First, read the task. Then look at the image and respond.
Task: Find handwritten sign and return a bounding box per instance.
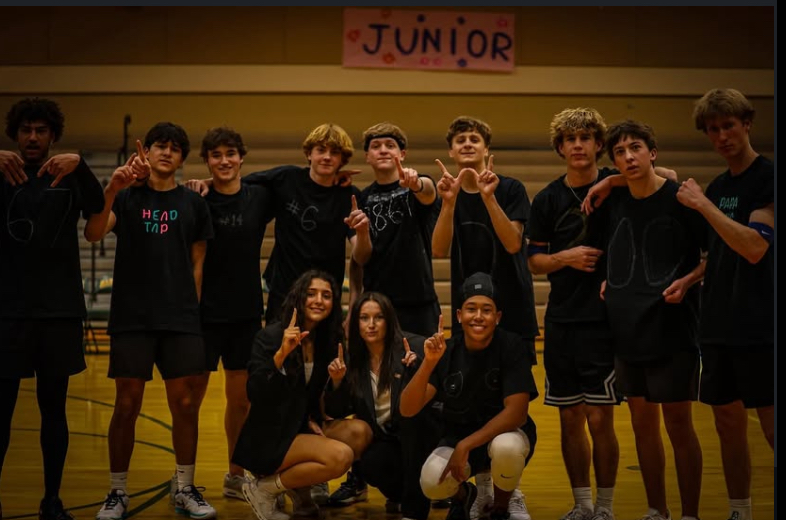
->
[343,8,515,73]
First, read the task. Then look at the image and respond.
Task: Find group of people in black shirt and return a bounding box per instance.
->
[0,87,773,520]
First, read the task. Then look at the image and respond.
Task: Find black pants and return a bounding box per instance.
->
[357,412,441,520]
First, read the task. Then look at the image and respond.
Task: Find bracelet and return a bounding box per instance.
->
[413,177,425,193]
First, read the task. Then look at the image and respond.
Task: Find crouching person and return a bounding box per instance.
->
[400,272,538,520]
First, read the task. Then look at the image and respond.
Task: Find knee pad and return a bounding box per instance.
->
[488,431,529,492]
[419,446,471,500]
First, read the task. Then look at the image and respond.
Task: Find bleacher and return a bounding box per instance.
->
[79,147,734,351]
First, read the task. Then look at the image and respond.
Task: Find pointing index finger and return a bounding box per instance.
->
[338,342,344,363]
[438,314,444,335]
[395,156,406,179]
[289,308,298,328]
[403,337,411,354]
[36,157,53,178]
[487,154,494,173]
[136,139,146,161]
[351,194,358,212]
[435,159,450,176]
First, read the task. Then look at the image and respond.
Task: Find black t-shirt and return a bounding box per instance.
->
[201,184,274,323]
[429,328,538,438]
[701,155,774,348]
[528,168,615,323]
[449,175,539,339]
[243,166,358,302]
[108,184,214,334]
[604,180,706,362]
[0,159,104,319]
[359,178,438,306]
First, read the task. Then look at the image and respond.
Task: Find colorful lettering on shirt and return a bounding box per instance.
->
[141,208,178,234]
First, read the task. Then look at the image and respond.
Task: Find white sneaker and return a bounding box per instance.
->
[507,490,531,520]
[174,485,217,519]
[223,473,249,500]
[286,487,319,517]
[590,507,615,520]
[638,511,671,520]
[560,504,594,520]
[96,490,129,520]
[310,483,330,506]
[243,480,289,520]
[469,487,493,520]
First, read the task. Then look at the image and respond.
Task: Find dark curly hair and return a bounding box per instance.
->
[5,97,65,142]
[144,122,191,160]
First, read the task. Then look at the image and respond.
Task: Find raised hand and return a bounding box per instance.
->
[344,194,370,233]
[334,168,363,187]
[676,178,707,211]
[435,160,466,205]
[107,154,141,193]
[0,150,27,186]
[477,155,499,198]
[281,308,309,359]
[401,337,417,367]
[423,315,447,364]
[396,157,421,191]
[600,280,607,301]
[129,140,151,183]
[328,342,347,385]
[37,153,80,187]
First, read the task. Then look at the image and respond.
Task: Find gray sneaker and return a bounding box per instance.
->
[173,485,217,519]
[96,490,129,520]
[223,472,249,500]
[560,505,593,520]
[286,487,319,517]
[590,507,615,520]
[310,483,330,506]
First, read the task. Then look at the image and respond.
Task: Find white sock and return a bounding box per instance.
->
[257,474,287,494]
[110,472,128,493]
[176,464,195,491]
[730,498,752,520]
[475,471,493,495]
[596,487,614,511]
[572,487,593,511]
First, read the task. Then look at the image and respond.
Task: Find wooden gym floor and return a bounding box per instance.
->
[1,350,774,520]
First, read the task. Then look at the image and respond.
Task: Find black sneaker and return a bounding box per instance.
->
[328,471,368,506]
[445,482,477,520]
[39,497,74,520]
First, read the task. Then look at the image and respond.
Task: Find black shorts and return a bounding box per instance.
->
[0,319,85,379]
[615,350,700,403]
[109,331,207,381]
[543,321,620,407]
[439,421,537,475]
[203,320,260,371]
[395,301,441,337]
[699,344,774,409]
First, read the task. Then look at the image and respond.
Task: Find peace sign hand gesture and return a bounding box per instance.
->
[477,155,499,198]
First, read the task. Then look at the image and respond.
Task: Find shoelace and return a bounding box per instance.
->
[508,495,528,513]
[181,486,209,507]
[102,493,124,510]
